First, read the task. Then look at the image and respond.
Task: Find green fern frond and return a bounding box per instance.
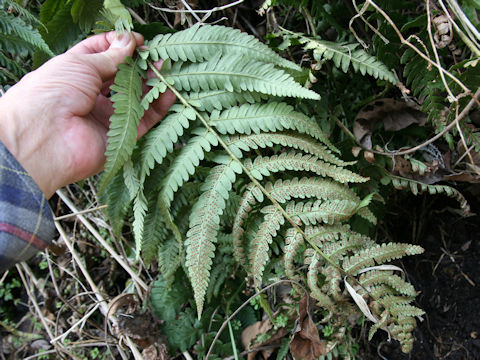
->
[100,57,144,190]
[209,102,336,152]
[132,188,148,256]
[243,152,368,184]
[157,238,182,287]
[142,195,169,266]
[267,177,361,203]
[2,0,43,27]
[286,199,359,225]
[0,51,26,81]
[144,23,300,70]
[343,243,424,275]
[306,224,357,244]
[305,250,334,309]
[159,128,218,209]
[98,168,131,236]
[184,90,267,112]
[185,159,243,315]
[359,271,417,297]
[248,205,285,283]
[0,11,53,56]
[140,104,197,177]
[284,228,304,280]
[319,232,373,262]
[390,175,470,215]
[225,132,353,166]
[283,31,398,84]
[141,78,167,110]
[389,304,425,318]
[163,54,320,99]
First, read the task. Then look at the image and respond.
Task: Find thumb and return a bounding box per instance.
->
[84,32,138,81]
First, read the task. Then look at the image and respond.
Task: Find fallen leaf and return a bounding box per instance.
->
[242,318,289,360]
[289,295,326,360]
[354,98,427,149]
[344,277,378,323]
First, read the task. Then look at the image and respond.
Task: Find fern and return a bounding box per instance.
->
[100,57,144,190]
[281,30,398,84]
[145,24,300,70]
[99,24,425,350]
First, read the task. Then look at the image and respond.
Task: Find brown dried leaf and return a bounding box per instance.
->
[289,295,326,360]
[242,318,289,360]
[354,99,427,149]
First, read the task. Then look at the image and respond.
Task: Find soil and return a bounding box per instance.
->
[364,188,480,360]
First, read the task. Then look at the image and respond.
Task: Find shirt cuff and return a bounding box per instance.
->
[0,141,55,272]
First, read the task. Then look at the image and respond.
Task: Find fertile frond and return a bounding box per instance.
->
[243,152,368,184]
[305,250,335,309]
[145,24,300,70]
[359,271,417,297]
[248,205,285,283]
[185,159,243,315]
[142,195,169,266]
[163,54,320,100]
[100,57,144,190]
[132,188,148,256]
[225,132,353,166]
[286,199,359,226]
[209,102,336,152]
[284,228,304,280]
[157,238,182,287]
[343,243,424,275]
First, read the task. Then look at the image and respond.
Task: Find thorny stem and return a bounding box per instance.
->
[148,61,352,279]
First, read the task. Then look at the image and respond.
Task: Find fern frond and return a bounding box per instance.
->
[306,224,356,244]
[284,31,398,83]
[159,128,218,209]
[209,102,336,153]
[267,177,360,203]
[100,57,144,190]
[185,159,243,315]
[308,40,398,83]
[304,250,334,309]
[132,188,148,257]
[140,104,197,177]
[343,243,424,275]
[184,90,267,112]
[142,195,169,266]
[390,176,470,215]
[157,238,182,287]
[0,11,53,56]
[320,232,373,262]
[163,54,320,99]
[389,304,425,318]
[359,271,417,297]
[141,77,167,110]
[225,132,354,166]
[284,228,304,280]
[99,168,131,236]
[243,152,367,184]
[286,199,359,225]
[232,183,263,266]
[144,23,300,70]
[248,205,285,283]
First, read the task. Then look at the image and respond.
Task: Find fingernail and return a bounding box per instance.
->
[111,33,130,49]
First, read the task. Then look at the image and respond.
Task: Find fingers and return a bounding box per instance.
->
[68,31,144,55]
[137,89,176,138]
[74,32,144,82]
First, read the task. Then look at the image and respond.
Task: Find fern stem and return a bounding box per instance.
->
[148,61,352,280]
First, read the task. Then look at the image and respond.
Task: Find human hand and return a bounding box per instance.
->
[0,31,176,199]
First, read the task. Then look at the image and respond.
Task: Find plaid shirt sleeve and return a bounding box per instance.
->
[0,141,55,272]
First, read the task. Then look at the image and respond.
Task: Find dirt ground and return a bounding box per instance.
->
[364,189,480,360]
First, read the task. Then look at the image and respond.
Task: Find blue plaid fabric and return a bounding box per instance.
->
[0,142,54,272]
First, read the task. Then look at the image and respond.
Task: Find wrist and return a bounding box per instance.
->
[0,88,58,199]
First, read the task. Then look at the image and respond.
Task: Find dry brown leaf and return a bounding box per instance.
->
[289,295,326,360]
[242,318,289,360]
[353,98,426,149]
